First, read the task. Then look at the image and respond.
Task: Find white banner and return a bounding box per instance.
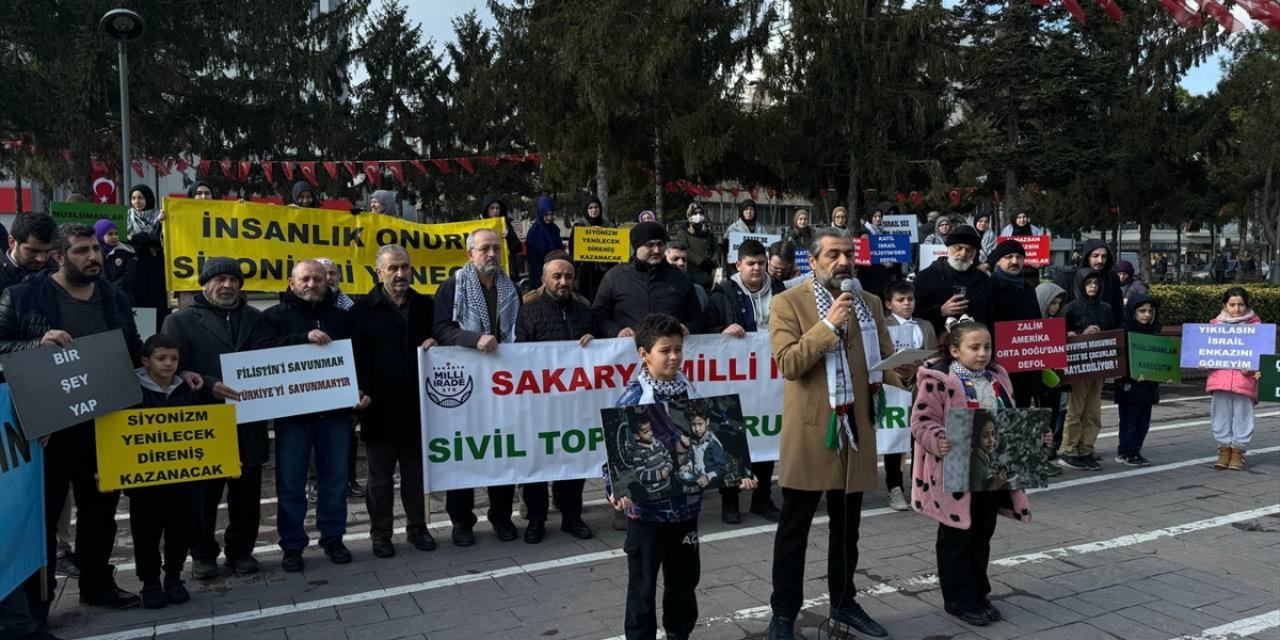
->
[876,385,913,455]
[919,243,948,270]
[881,215,919,243]
[220,339,359,423]
[727,231,782,262]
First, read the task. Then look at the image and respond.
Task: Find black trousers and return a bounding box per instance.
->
[718,461,775,504]
[624,519,700,640]
[936,491,1000,613]
[190,465,262,561]
[522,479,586,523]
[128,487,193,584]
[348,430,359,479]
[41,430,120,599]
[365,440,426,539]
[445,486,515,527]
[771,489,863,618]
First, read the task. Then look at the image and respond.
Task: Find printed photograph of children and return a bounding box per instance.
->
[602,395,753,502]
[945,408,1053,493]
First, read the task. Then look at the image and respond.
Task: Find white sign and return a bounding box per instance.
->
[220,339,359,423]
[881,215,919,243]
[876,385,913,455]
[727,231,782,262]
[133,308,157,341]
[919,243,948,270]
[418,333,913,491]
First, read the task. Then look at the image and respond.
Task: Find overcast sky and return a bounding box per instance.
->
[402,0,1226,96]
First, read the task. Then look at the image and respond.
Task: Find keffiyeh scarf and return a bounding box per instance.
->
[635,368,698,404]
[949,361,1007,410]
[453,262,519,343]
[813,277,883,451]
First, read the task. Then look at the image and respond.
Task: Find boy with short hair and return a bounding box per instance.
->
[606,313,756,640]
[1058,270,1114,471]
[128,334,208,608]
[881,280,936,511]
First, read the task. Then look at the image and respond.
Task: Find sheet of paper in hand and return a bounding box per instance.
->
[944,407,1052,493]
[601,394,752,503]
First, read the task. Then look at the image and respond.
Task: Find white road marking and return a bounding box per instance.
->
[71,446,1280,640]
[1174,610,1280,639]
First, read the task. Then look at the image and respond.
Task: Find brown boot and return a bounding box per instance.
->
[1227,448,1245,471]
[1214,447,1232,470]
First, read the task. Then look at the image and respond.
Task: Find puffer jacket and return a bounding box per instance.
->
[516,288,599,342]
[910,361,1032,530]
[1205,313,1264,401]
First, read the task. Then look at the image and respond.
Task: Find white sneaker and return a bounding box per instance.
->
[888,487,909,511]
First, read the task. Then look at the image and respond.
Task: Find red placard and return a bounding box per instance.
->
[994,317,1067,373]
[997,235,1051,267]
[853,236,871,267]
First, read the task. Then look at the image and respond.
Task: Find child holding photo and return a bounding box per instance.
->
[605,313,756,640]
[1206,287,1264,471]
[968,412,1008,491]
[909,318,1050,627]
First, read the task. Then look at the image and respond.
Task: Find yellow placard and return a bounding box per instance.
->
[162,198,505,294]
[95,404,240,491]
[571,226,630,263]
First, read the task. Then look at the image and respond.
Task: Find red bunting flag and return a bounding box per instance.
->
[362,161,381,186]
[384,161,403,183]
[342,161,357,178]
[261,162,274,184]
[1095,0,1124,21]
[175,157,189,172]
[199,160,211,175]
[895,192,905,205]
[219,160,233,177]
[455,158,475,174]
[237,161,252,183]
[910,191,923,208]
[730,186,740,200]
[301,162,319,186]
[431,159,452,174]
[281,162,294,182]
[1201,0,1244,31]
[1061,0,1088,24]
[1158,0,1202,26]
[948,188,962,206]
[993,191,1002,205]
[322,161,337,180]
[131,159,145,178]
[409,160,427,176]
[479,156,500,167]
[524,153,542,164]
[147,158,168,176]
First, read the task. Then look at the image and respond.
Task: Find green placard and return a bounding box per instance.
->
[1127,332,1182,383]
[1260,355,1280,403]
[49,201,127,230]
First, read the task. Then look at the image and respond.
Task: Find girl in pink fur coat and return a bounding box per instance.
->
[910,319,1050,627]
[1205,287,1265,471]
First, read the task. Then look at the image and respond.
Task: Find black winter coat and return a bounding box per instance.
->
[0,251,38,293]
[1114,293,1161,405]
[258,288,353,424]
[1061,268,1115,334]
[592,259,707,337]
[986,270,1044,405]
[707,277,785,333]
[913,256,991,335]
[1053,239,1124,328]
[516,289,599,342]
[350,285,434,443]
[104,245,138,301]
[161,293,274,466]
[0,271,142,359]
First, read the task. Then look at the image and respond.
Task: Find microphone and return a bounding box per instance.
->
[839,279,856,295]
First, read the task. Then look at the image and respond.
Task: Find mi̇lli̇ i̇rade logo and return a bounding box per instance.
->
[426,362,473,409]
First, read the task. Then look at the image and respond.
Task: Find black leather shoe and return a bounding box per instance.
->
[323,540,352,564]
[141,583,167,609]
[225,555,260,575]
[191,558,219,580]
[282,549,305,572]
[524,520,546,544]
[407,528,437,551]
[945,605,990,626]
[452,525,476,547]
[560,518,594,540]
[831,602,889,638]
[750,498,782,522]
[372,537,396,558]
[980,601,1002,622]
[493,519,519,542]
[164,576,190,604]
[79,586,141,609]
[346,479,366,498]
[721,501,741,525]
[767,615,796,640]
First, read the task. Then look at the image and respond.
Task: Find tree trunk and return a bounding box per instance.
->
[653,125,664,217]
[595,142,609,213]
[846,147,858,225]
[1138,220,1152,283]
[14,171,22,214]
[1003,110,1019,231]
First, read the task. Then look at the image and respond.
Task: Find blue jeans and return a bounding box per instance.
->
[1116,402,1153,457]
[275,414,351,550]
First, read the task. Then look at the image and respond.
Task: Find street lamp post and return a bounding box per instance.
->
[99,9,145,198]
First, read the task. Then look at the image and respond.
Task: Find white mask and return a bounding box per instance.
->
[690,214,705,224]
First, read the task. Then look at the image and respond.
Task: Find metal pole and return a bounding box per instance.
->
[118,41,131,198]
[1272,213,1280,284]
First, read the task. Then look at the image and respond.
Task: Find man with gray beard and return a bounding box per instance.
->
[258,261,368,572]
[162,257,275,579]
[435,228,523,546]
[912,224,990,335]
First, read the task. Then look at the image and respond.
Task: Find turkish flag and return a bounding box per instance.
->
[219,160,232,177]
[409,160,427,176]
[479,156,500,167]
[455,158,475,174]
[300,162,319,186]
[384,161,403,183]
[322,161,338,180]
[261,162,274,184]
[1158,0,1202,26]
[1095,0,1124,20]
[175,157,189,172]
[131,159,145,178]
[362,161,381,186]
[1201,0,1244,31]
[895,192,905,205]
[431,159,452,174]
[199,160,211,175]
[910,191,923,208]
[238,161,252,183]
[1061,0,1088,24]
[281,162,294,182]
[948,188,962,206]
[343,161,357,178]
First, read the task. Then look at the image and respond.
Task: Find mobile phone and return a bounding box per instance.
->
[952,285,967,298]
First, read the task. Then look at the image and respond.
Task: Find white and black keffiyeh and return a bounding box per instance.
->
[636,368,698,404]
[453,262,519,343]
[812,276,884,451]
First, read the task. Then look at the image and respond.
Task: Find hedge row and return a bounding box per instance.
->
[1148,283,1280,326]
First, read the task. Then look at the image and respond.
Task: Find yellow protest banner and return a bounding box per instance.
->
[95,404,240,491]
[162,198,505,294]
[571,225,630,263]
